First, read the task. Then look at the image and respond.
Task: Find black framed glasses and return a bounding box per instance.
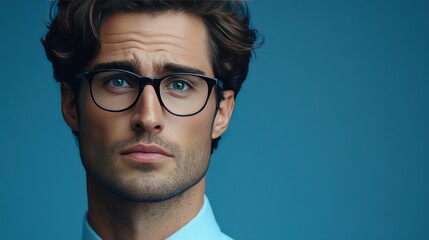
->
[74,69,224,117]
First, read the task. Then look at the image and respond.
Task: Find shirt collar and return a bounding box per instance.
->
[82,195,228,240]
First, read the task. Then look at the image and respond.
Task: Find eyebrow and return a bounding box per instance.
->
[90,60,206,76]
[91,59,141,73]
[155,62,206,76]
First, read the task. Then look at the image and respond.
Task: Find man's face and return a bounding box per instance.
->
[61,12,234,201]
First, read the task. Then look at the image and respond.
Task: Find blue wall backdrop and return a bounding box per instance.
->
[0,1,428,239]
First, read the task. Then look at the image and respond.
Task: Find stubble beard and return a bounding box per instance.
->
[80,132,211,203]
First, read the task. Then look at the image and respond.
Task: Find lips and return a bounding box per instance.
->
[120,144,173,163]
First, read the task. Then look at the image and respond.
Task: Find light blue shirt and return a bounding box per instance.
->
[82,195,233,240]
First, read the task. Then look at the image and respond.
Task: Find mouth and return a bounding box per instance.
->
[120,144,173,163]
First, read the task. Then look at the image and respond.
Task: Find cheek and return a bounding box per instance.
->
[166,115,212,146]
[165,97,217,146]
[77,88,130,157]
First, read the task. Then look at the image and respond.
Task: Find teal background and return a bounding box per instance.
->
[1,1,428,239]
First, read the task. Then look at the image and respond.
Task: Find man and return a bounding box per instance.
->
[42,1,260,239]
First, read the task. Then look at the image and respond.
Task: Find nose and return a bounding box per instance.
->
[130,85,165,134]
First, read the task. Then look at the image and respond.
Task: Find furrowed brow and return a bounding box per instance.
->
[91,59,141,73]
[156,62,206,76]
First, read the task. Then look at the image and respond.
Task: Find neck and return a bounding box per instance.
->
[86,175,205,240]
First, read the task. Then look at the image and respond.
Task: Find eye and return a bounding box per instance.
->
[100,75,136,94]
[169,80,190,91]
[161,75,203,98]
[108,77,131,88]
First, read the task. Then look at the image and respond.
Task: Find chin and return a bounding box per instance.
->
[90,163,209,203]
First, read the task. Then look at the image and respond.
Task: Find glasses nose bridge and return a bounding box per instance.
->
[138,76,158,87]
[135,76,162,105]
[136,76,162,95]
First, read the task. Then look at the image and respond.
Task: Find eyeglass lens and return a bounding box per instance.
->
[90,71,211,115]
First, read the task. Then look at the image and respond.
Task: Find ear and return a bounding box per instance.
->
[212,90,235,139]
[61,83,79,132]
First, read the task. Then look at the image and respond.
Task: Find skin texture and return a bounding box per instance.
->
[61,12,235,240]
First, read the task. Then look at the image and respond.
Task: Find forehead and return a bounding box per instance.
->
[88,12,213,76]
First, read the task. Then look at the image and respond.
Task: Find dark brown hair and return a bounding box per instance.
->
[42,0,262,150]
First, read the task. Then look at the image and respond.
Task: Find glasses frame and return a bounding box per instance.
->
[74,69,224,117]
